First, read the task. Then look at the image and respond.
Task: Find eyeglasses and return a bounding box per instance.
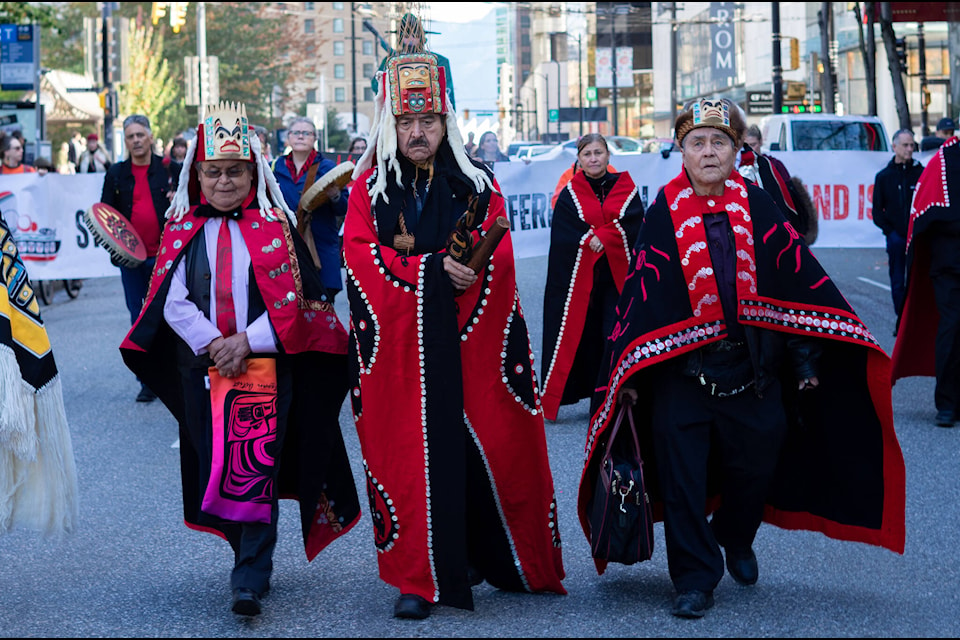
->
[199,165,249,180]
[288,130,315,138]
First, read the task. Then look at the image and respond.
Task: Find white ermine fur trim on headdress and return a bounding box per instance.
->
[167,125,295,225]
[167,134,197,221]
[357,72,494,206]
[351,71,382,180]
[444,99,495,195]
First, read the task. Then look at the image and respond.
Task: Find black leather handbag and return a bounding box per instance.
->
[587,401,654,565]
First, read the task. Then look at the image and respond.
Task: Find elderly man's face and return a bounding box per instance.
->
[681,128,737,193]
[397,113,444,164]
[196,160,254,212]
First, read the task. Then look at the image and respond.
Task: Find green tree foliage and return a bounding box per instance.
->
[0,2,57,27]
[326,107,351,152]
[2,2,314,146]
[117,20,184,143]
[114,2,305,133]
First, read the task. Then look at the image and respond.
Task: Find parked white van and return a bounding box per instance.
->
[758,114,890,153]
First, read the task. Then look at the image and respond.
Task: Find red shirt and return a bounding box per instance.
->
[130,163,161,257]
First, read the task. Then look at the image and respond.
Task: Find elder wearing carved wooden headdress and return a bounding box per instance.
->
[576,97,905,619]
[120,101,360,619]
[343,23,566,620]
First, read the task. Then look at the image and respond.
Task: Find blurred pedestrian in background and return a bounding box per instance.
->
[872,128,923,331]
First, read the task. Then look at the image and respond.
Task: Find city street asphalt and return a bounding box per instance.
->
[1,248,957,638]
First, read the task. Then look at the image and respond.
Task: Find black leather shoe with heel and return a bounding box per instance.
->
[394,593,431,620]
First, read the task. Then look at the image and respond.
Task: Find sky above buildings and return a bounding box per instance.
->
[427,2,499,115]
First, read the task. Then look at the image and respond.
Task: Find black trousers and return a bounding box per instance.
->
[930,232,960,414]
[650,368,787,593]
[223,503,279,596]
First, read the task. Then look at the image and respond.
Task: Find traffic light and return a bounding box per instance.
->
[169,1,188,34]
[894,37,908,72]
[785,37,800,71]
[151,2,167,25]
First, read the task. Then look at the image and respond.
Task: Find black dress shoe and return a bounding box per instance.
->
[231,588,261,617]
[136,386,157,403]
[935,410,956,428]
[671,590,714,618]
[725,546,759,585]
[393,593,431,620]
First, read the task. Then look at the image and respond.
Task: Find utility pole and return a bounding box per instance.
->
[578,34,584,135]
[101,2,114,157]
[610,12,618,136]
[918,22,929,137]
[197,1,206,120]
[670,2,678,127]
[351,2,358,134]
[772,2,783,114]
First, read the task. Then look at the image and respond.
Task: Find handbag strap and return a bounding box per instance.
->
[604,401,643,463]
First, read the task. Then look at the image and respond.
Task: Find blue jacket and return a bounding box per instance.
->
[273,151,349,292]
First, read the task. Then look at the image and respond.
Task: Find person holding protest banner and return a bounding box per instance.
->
[342,25,565,620]
[119,101,360,618]
[540,133,643,421]
[577,98,904,619]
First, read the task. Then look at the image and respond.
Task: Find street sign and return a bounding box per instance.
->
[548,109,559,123]
[586,87,597,101]
[558,107,607,123]
[747,90,822,115]
[0,24,37,91]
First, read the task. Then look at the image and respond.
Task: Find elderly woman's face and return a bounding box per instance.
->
[196,160,254,212]
[681,128,737,193]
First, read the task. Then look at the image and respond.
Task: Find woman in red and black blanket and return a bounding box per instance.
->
[540,134,644,421]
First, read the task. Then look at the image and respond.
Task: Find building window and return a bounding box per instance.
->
[363,63,374,79]
[305,2,315,10]
[335,87,346,102]
[306,44,316,57]
[334,64,345,79]
[304,19,314,34]
[306,89,317,103]
[334,41,344,56]
[364,87,374,102]
[333,18,344,33]
[333,2,344,9]
[363,40,373,56]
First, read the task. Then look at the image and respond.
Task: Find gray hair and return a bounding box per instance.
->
[287,117,317,136]
[892,128,914,144]
[745,124,762,141]
[122,114,151,133]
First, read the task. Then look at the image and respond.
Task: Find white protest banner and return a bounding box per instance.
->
[0,149,938,279]
[491,149,941,257]
[0,173,115,279]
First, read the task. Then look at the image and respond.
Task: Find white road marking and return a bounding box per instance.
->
[858,276,891,291]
